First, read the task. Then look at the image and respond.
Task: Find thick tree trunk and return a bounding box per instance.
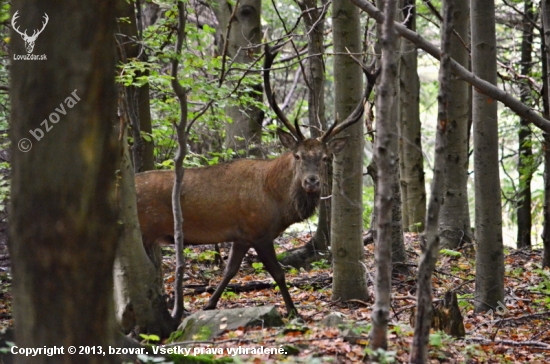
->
[330,0,369,302]
[370,0,398,351]
[214,0,263,156]
[471,0,504,313]
[439,0,472,249]
[9,1,119,362]
[517,0,535,249]
[399,0,426,233]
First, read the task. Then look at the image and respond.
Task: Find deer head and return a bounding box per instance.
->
[12,11,49,54]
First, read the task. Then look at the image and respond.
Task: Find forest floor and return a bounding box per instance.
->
[0,233,549,363]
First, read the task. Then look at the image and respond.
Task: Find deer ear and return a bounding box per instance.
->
[277,128,298,150]
[328,137,348,154]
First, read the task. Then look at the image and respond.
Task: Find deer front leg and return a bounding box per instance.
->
[253,241,298,317]
[204,242,248,310]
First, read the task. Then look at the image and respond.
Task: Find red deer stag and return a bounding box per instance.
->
[135,45,373,316]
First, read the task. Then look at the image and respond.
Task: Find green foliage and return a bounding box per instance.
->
[221,291,238,300]
[362,185,374,229]
[439,249,462,258]
[140,333,161,344]
[251,262,265,274]
[311,259,330,271]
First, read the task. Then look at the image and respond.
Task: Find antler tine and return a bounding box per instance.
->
[294,118,305,140]
[320,68,380,142]
[263,44,303,140]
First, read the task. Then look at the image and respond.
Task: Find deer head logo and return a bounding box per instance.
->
[11,11,49,54]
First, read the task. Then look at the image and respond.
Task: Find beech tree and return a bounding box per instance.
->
[471,0,505,312]
[438,0,472,250]
[369,0,399,351]
[9,1,120,362]
[330,0,369,303]
[212,0,263,156]
[398,0,426,233]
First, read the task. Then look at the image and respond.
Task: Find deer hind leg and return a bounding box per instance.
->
[253,241,298,317]
[204,242,248,310]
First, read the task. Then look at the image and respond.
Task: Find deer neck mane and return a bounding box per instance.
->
[266,152,320,223]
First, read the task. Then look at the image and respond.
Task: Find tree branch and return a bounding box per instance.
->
[349,0,550,134]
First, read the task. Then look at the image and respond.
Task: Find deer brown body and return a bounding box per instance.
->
[136,133,346,316]
[135,45,371,316]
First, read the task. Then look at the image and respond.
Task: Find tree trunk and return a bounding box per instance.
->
[439,0,472,249]
[517,0,535,249]
[214,0,263,157]
[330,0,369,302]
[376,0,408,275]
[541,0,550,268]
[116,0,155,172]
[410,1,452,361]
[370,0,398,351]
[9,1,119,362]
[399,0,426,233]
[471,0,504,313]
[302,0,331,254]
[113,127,176,337]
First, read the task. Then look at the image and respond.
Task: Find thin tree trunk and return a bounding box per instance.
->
[471,0,504,313]
[373,0,408,276]
[170,0,188,322]
[410,1,452,362]
[517,0,535,249]
[541,0,550,268]
[370,0,398,351]
[399,0,426,233]
[330,0,369,303]
[301,0,331,254]
[9,1,119,362]
[439,0,472,249]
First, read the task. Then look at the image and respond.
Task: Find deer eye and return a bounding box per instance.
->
[322,155,328,162]
[294,154,301,161]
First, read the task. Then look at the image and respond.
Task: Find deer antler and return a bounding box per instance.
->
[320,67,380,142]
[263,44,304,141]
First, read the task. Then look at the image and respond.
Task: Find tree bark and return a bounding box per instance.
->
[471,0,504,313]
[114,127,175,337]
[439,0,472,249]
[169,0,189,323]
[541,0,550,268]
[301,0,331,255]
[330,0,369,303]
[370,0,398,351]
[399,0,426,233]
[9,1,119,362]
[410,1,452,361]
[517,0,535,249]
[213,0,263,156]
[116,0,155,172]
